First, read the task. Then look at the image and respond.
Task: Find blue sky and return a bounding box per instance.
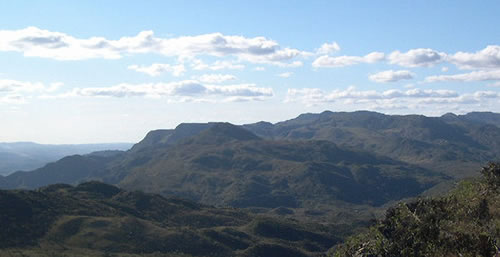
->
[1,1,500,143]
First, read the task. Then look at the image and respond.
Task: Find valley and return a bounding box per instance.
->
[2,111,500,256]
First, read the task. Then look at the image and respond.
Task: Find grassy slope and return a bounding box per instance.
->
[117,124,445,227]
[0,181,338,257]
[329,163,500,257]
[245,111,500,179]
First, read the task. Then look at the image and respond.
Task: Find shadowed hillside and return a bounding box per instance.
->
[2,111,500,235]
[0,181,338,257]
[244,111,500,178]
[329,163,500,257]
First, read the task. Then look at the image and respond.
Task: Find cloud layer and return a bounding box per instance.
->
[48,80,273,102]
[312,52,385,68]
[0,79,62,104]
[197,74,237,83]
[388,48,446,67]
[450,45,500,69]
[369,70,415,83]
[0,27,307,66]
[128,63,186,77]
[285,86,499,111]
[426,70,500,82]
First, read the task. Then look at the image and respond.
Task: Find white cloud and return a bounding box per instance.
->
[285,86,499,111]
[128,63,186,77]
[441,66,449,72]
[0,94,25,104]
[312,52,385,68]
[277,72,293,78]
[286,86,462,104]
[45,80,273,102]
[240,47,309,66]
[449,45,500,69]
[0,79,45,93]
[254,66,265,71]
[487,81,500,87]
[316,42,340,55]
[369,70,415,83]
[388,48,447,67]
[273,61,303,68]
[425,70,500,82]
[0,79,62,93]
[191,59,245,70]
[197,74,236,83]
[0,79,64,104]
[0,27,307,66]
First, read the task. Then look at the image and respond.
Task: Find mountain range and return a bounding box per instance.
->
[0,142,132,175]
[2,111,500,222]
[2,110,500,256]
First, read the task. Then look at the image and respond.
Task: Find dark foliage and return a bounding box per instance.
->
[330,163,500,257]
[0,182,338,257]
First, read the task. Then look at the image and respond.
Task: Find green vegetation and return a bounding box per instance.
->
[329,163,500,257]
[0,120,450,228]
[0,181,338,257]
[245,111,500,179]
[2,111,500,256]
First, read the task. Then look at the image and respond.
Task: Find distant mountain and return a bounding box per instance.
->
[119,123,444,209]
[0,181,338,257]
[2,111,500,225]
[0,142,132,175]
[129,123,212,153]
[244,111,500,178]
[3,111,500,256]
[0,122,446,215]
[459,111,500,127]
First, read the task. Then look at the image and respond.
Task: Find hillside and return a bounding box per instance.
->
[0,122,446,213]
[244,111,500,178]
[2,111,500,228]
[119,123,444,210]
[329,163,500,257]
[0,181,338,257]
[0,142,132,175]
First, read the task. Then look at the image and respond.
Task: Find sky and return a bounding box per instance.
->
[1,0,500,143]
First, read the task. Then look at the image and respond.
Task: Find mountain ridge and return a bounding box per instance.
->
[1,110,499,225]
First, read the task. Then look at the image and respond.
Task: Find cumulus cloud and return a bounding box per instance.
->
[0,79,63,104]
[488,81,500,87]
[316,42,340,55]
[0,94,26,104]
[312,52,384,68]
[197,74,237,83]
[277,72,293,78]
[128,63,186,77]
[425,70,500,82]
[0,79,62,93]
[285,86,500,112]
[0,27,307,66]
[240,47,308,66]
[286,86,470,104]
[191,59,245,70]
[273,61,303,68]
[369,70,415,83]
[449,45,500,69]
[388,48,447,67]
[45,80,273,102]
